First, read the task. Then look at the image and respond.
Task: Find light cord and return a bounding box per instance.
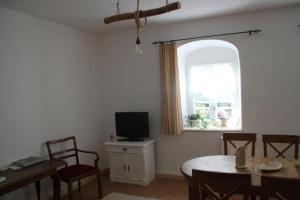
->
[116,0,120,15]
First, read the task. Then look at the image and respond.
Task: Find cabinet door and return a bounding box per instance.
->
[109,152,127,180]
[126,153,145,182]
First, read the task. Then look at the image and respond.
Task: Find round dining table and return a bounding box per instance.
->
[180,155,300,200]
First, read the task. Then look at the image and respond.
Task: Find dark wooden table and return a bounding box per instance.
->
[181,155,300,199]
[0,160,64,200]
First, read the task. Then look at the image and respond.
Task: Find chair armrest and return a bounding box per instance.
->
[52,158,68,168]
[77,149,100,167]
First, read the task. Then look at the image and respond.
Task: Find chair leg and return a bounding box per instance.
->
[51,173,61,200]
[243,195,251,200]
[200,189,207,200]
[242,195,247,200]
[220,193,224,198]
[35,181,41,200]
[77,180,81,192]
[188,184,197,200]
[96,172,103,199]
[68,181,74,200]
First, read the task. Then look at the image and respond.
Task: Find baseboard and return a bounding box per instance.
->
[156,173,184,181]
[103,167,184,181]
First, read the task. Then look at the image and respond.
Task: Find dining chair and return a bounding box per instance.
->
[261,175,300,200]
[223,133,257,157]
[262,134,299,159]
[46,136,103,200]
[192,169,252,200]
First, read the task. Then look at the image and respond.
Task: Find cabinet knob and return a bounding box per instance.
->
[128,165,130,171]
[122,147,128,152]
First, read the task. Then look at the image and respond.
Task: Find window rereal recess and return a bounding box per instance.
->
[178,40,242,130]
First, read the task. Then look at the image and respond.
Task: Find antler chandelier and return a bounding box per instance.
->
[104,0,181,55]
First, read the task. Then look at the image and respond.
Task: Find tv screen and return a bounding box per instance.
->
[115,112,149,140]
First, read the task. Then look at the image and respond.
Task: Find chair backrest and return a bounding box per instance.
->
[262,134,299,159]
[261,175,300,200]
[192,169,251,200]
[46,136,79,164]
[223,133,257,157]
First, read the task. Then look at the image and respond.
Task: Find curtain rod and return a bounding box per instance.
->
[152,29,262,44]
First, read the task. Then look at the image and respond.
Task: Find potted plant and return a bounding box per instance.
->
[200,119,209,129]
[217,110,228,127]
[186,113,209,128]
[186,114,201,127]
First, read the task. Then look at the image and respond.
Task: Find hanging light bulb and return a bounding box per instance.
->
[135,37,143,55]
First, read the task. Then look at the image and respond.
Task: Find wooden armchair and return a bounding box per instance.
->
[223,133,257,157]
[192,169,252,200]
[46,136,103,200]
[262,134,299,159]
[261,175,300,200]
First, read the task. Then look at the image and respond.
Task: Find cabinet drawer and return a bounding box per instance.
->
[107,145,144,154]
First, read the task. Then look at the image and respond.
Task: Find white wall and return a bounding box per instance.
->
[0,7,104,199]
[100,6,300,175]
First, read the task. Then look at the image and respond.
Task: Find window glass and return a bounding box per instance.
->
[178,40,242,130]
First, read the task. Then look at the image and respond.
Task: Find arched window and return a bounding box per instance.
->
[178,40,242,130]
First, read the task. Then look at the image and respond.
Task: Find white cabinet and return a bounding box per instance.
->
[105,140,155,186]
[109,152,127,180]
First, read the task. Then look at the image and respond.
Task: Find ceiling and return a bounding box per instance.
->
[1,0,300,34]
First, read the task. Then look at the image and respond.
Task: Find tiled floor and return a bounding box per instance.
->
[64,175,246,200]
[65,176,188,200]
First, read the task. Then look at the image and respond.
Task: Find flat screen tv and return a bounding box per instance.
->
[115,112,149,141]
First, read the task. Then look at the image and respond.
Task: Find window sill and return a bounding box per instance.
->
[184,127,243,132]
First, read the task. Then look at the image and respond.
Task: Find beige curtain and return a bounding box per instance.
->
[160,42,183,136]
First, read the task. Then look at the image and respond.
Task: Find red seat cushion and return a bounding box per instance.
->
[58,164,97,181]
